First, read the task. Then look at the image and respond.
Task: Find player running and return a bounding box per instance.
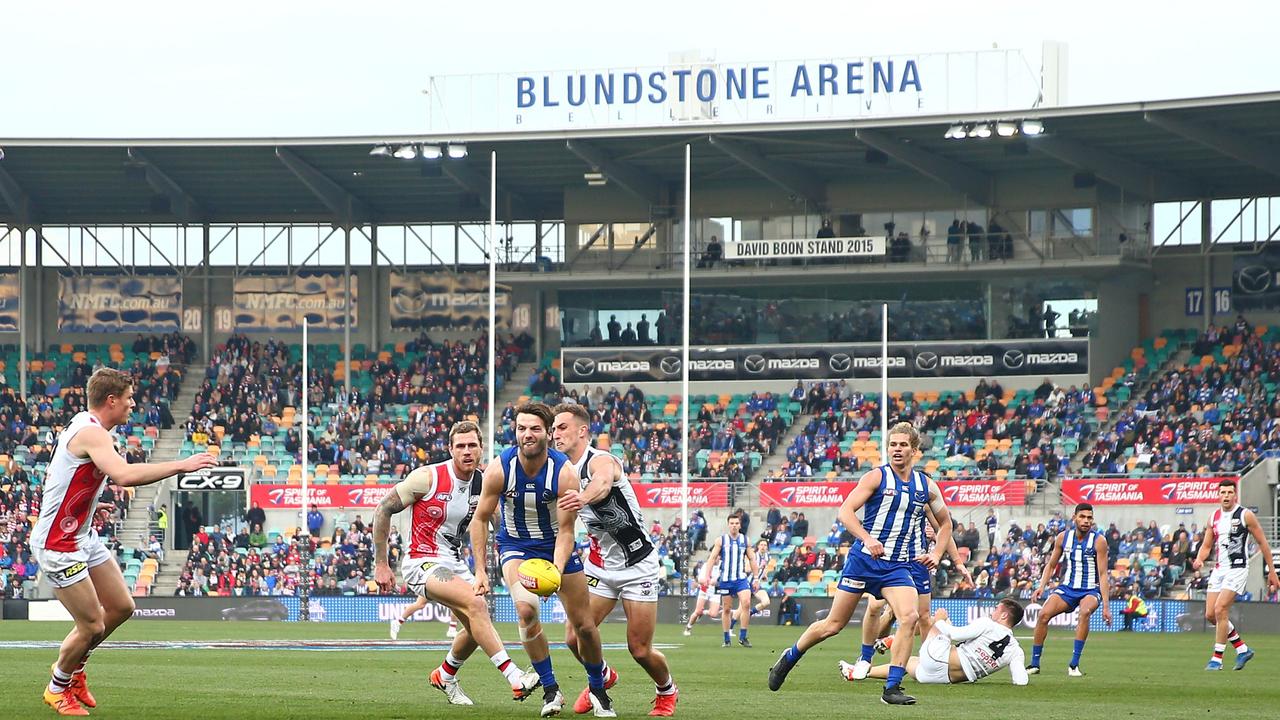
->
[373,421,541,706]
[1192,479,1280,670]
[769,422,953,706]
[846,509,973,680]
[35,368,217,716]
[471,402,614,718]
[552,403,679,716]
[1028,503,1111,676]
[750,539,772,618]
[705,515,759,648]
[681,562,722,636]
[840,601,1028,686]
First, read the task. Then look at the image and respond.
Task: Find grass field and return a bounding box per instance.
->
[1,620,1276,719]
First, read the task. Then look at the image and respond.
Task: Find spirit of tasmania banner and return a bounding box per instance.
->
[388,272,510,331]
[233,273,356,332]
[758,480,1026,507]
[58,275,182,332]
[1060,477,1238,505]
[632,482,729,508]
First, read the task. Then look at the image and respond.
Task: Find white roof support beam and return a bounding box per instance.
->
[706,135,824,208]
[565,139,663,205]
[275,147,371,228]
[855,128,992,207]
[127,148,206,224]
[441,162,533,219]
[0,166,38,228]
[1144,112,1280,180]
[1029,135,1202,199]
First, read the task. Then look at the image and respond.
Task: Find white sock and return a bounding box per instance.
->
[397,617,407,625]
[440,651,464,681]
[656,676,676,696]
[48,667,73,695]
[491,650,524,685]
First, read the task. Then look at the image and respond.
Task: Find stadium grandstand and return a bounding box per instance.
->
[2,51,1280,632]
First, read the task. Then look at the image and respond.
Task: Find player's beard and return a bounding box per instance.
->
[520,436,547,460]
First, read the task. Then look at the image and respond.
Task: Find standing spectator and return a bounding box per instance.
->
[986,509,999,548]
[245,502,266,533]
[607,315,622,343]
[306,505,324,537]
[947,219,963,263]
[636,314,651,344]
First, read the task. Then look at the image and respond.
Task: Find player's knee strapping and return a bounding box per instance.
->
[518,623,543,644]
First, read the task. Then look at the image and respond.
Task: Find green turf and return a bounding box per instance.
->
[1,620,1275,719]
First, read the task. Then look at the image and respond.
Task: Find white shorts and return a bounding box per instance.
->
[34,534,114,589]
[697,586,714,603]
[913,634,955,685]
[1206,567,1249,596]
[402,556,475,599]
[584,553,661,603]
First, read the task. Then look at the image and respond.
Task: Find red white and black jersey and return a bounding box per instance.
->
[395,460,482,561]
[1212,505,1250,570]
[32,412,110,552]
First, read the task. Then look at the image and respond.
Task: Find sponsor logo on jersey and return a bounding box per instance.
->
[55,561,88,581]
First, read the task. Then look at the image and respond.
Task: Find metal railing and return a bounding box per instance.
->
[564,229,1150,273]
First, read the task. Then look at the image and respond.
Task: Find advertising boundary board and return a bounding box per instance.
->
[562,338,1088,384]
[757,480,1026,507]
[13,597,1251,633]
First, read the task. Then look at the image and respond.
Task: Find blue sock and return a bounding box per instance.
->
[1070,639,1085,668]
[730,616,739,630]
[532,656,557,689]
[585,661,605,691]
[739,628,748,642]
[1031,644,1043,666]
[724,631,731,644]
[860,644,875,663]
[885,665,906,690]
[783,643,805,664]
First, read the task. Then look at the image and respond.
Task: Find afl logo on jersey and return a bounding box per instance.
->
[435,493,451,501]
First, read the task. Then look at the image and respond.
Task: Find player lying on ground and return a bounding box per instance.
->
[839,600,1028,686]
[36,368,218,717]
[373,421,540,707]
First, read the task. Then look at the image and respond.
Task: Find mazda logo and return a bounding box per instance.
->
[1237,265,1272,295]
[1002,350,1025,368]
[660,356,681,375]
[914,351,939,371]
[572,358,596,376]
[828,353,851,372]
[743,354,767,374]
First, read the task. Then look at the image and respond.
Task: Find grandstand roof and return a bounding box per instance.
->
[2,91,1279,226]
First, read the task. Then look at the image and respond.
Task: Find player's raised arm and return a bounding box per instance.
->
[72,424,215,487]
[1095,533,1112,625]
[1031,533,1065,602]
[838,468,883,555]
[1192,519,1217,571]
[373,469,432,590]
[917,477,953,570]
[553,462,581,573]
[1243,508,1280,593]
[469,461,504,595]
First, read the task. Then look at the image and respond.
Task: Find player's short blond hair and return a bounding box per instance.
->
[886,421,921,449]
[87,368,134,409]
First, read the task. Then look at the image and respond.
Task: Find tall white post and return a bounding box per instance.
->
[881,303,889,466]
[681,144,691,532]
[489,151,497,460]
[301,318,310,510]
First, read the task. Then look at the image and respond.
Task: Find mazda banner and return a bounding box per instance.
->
[562,339,1087,383]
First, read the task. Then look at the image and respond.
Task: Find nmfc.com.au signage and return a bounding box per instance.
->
[426,50,1039,132]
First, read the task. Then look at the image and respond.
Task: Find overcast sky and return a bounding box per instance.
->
[5,0,1276,138]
